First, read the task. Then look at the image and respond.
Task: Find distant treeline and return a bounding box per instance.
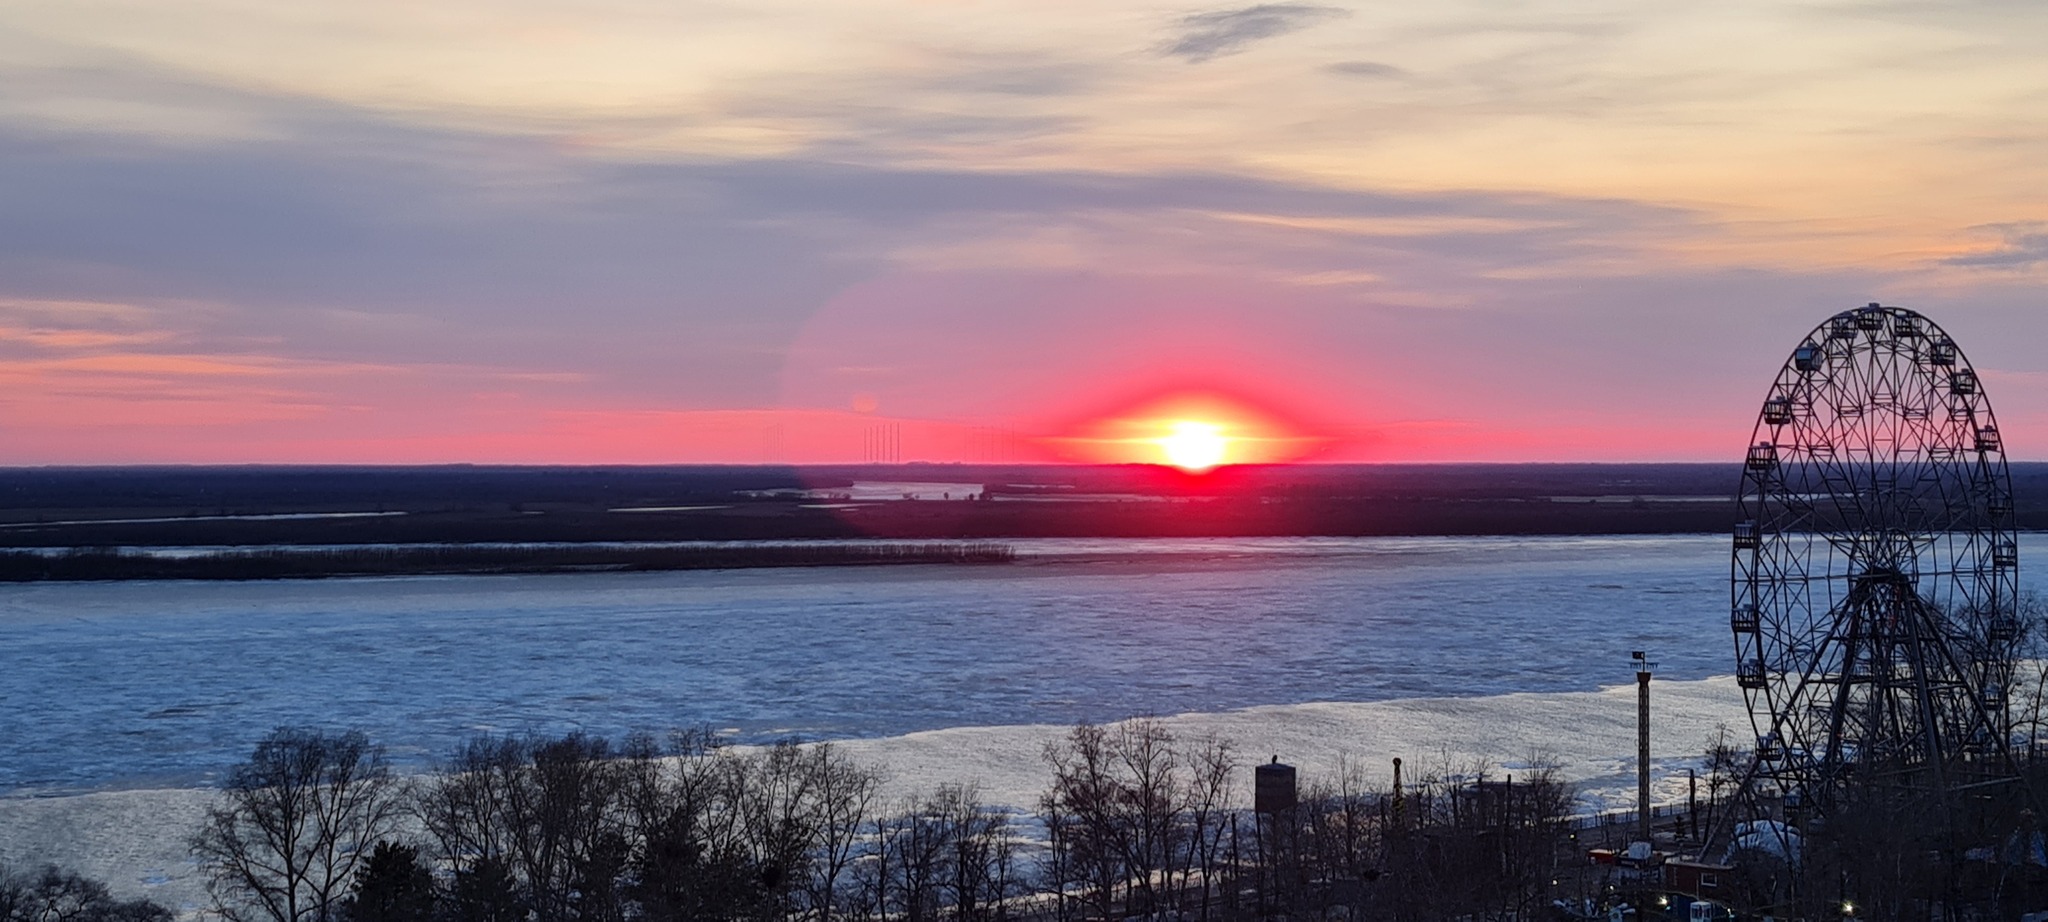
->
[0,542,1014,582]
[6,463,2048,546]
[0,463,1758,512]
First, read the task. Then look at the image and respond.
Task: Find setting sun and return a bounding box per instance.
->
[1159,421,1228,471]
[1045,389,1329,466]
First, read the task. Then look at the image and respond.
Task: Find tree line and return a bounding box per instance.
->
[0,543,1015,582]
[14,720,1578,922]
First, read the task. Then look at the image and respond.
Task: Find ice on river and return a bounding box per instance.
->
[0,676,1751,915]
[3,533,2042,912]
[0,535,1776,794]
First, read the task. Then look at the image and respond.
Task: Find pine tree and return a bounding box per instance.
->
[343,843,436,922]
[445,858,523,922]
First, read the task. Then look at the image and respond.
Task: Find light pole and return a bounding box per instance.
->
[1633,650,1657,843]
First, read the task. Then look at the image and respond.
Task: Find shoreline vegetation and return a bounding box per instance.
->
[0,542,1016,582]
[18,722,1595,922]
[20,716,2048,921]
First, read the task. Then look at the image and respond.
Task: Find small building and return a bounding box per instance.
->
[1255,758,1298,815]
[1664,858,1735,900]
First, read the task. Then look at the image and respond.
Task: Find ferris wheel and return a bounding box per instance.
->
[1732,303,2020,809]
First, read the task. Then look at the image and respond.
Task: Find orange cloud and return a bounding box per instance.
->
[0,327,175,350]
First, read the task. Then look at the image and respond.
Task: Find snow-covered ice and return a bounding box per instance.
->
[0,676,1752,913]
[1,535,1766,793]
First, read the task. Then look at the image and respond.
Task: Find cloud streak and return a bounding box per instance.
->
[1326,60,1405,78]
[1163,4,1348,63]
[1944,222,2048,269]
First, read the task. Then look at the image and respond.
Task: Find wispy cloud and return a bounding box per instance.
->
[1164,4,1349,63]
[1943,222,2048,269]
[1325,60,1405,78]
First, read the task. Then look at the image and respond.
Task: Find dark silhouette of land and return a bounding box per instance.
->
[0,463,2040,574]
[0,542,1015,581]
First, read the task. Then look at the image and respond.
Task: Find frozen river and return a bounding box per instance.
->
[2,534,2042,795]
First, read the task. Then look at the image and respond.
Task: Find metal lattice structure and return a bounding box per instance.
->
[1732,303,2020,812]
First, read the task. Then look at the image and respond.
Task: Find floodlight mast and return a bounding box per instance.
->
[1634,650,1657,843]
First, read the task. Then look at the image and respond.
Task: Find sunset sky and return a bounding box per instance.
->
[2,1,2044,464]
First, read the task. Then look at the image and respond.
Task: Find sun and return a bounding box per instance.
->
[1159,420,1228,472]
[1048,388,1327,466]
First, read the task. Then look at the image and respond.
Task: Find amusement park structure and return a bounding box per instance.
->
[1734,302,2020,810]
[1716,302,2029,912]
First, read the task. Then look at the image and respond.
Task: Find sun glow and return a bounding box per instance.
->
[1159,420,1227,471]
[1047,389,1329,466]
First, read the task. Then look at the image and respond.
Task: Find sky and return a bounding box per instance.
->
[1,0,2045,465]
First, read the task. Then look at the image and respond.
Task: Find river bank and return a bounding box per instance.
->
[0,541,1014,582]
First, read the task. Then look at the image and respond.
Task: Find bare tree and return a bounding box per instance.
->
[736,741,831,918]
[192,728,403,922]
[1040,723,1123,920]
[1299,754,1377,908]
[1699,724,1748,843]
[511,734,629,922]
[864,793,945,922]
[417,736,524,880]
[0,865,173,922]
[1041,719,1235,920]
[931,784,1018,921]
[2011,593,2048,760]
[1034,786,1081,922]
[1179,735,1236,921]
[1109,718,1181,917]
[617,729,749,922]
[417,733,629,922]
[794,743,878,922]
[1340,751,1574,921]
[617,731,874,922]
[854,784,1018,922]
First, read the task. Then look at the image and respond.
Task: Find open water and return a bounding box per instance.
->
[2,534,2042,795]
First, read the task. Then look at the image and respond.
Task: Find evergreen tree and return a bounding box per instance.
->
[343,843,435,922]
[445,859,523,922]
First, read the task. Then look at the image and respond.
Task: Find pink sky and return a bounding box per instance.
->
[1,2,2044,464]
